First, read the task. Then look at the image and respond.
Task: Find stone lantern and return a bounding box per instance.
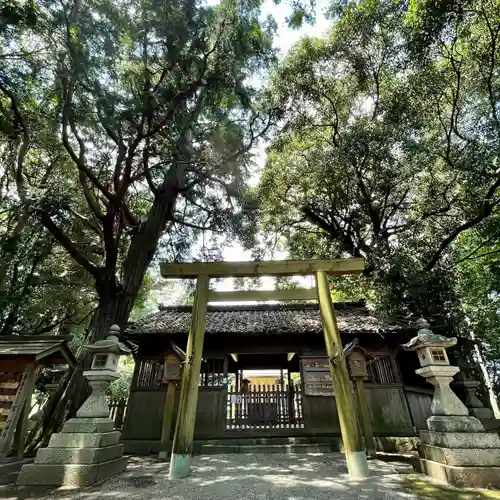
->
[17,325,131,487]
[402,318,468,417]
[77,325,131,419]
[401,318,500,489]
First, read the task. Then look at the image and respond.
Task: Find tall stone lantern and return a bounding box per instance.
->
[402,318,469,417]
[77,325,131,418]
[17,325,132,487]
[402,319,500,489]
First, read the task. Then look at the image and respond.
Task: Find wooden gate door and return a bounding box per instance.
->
[226,383,304,430]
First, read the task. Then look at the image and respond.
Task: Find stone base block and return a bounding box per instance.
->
[420,430,500,449]
[427,415,484,433]
[16,456,127,487]
[414,458,500,489]
[62,418,115,434]
[48,431,120,449]
[419,444,500,467]
[35,444,124,465]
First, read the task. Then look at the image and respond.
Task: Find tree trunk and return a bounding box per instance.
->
[24,180,179,454]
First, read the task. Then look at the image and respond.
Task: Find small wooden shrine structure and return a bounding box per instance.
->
[0,337,76,462]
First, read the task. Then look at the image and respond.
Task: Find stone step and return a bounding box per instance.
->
[420,430,500,449]
[16,457,128,487]
[62,417,115,434]
[199,443,333,455]
[48,431,120,449]
[414,457,500,489]
[35,444,124,465]
[419,444,500,467]
[426,415,484,432]
[196,436,340,446]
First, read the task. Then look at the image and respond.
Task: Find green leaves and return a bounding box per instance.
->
[0,0,37,30]
[255,0,500,322]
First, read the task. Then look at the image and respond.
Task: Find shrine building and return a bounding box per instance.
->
[121,301,439,454]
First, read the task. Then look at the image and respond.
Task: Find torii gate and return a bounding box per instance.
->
[160,258,369,479]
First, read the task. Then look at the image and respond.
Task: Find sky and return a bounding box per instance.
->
[156,0,332,306]
[218,0,331,284]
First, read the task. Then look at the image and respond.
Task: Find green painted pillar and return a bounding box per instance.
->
[315,271,369,478]
[159,381,177,460]
[169,275,209,479]
[354,377,376,459]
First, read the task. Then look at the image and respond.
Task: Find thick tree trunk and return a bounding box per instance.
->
[25,181,179,454]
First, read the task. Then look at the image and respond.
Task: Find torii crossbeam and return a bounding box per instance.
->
[162,258,369,480]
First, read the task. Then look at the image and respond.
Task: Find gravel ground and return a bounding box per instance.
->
[0,453,422,500]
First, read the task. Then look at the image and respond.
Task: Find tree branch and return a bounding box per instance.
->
[37,211,100,277]
[426,177,500,270]
[0,77,30,202]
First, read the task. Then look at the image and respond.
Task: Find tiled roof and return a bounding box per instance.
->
[126,302,411,336]
[0,336,76,365]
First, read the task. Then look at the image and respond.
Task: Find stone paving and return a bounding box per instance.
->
[0,453,450,500]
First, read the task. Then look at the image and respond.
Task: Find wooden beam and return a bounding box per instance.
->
[159,381,177,461]
[316,271,369,478]
[0,364,38,461]
[208,288,317,302]
[353,377,376,459]
[169,275,209,479]
[160,258,364,279]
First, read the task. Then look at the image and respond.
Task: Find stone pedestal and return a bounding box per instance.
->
[453,377,500,430]
[402,321,500,489]
[16,326,130,487]
[16,417,126,486]
[417,365,469,416]
[414,415,500,488]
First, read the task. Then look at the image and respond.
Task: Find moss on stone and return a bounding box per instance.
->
[401,474,500,499]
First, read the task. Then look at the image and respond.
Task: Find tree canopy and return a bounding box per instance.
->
[2,0,500,432]
[1,0,278,339]
[1,0,281,445]
[252,0,500,317]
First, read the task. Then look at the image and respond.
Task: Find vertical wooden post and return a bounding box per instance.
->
[353,377,376,459]
[315,271,369,477]
[114,399,126,430]
[0,364,38,461]
[13,400,30,460]
[159,381,177,460]
[169,274,209,479]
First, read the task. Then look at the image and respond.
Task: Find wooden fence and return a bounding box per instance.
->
[404,386,433,430]
[227,383,304,430]
[108,398,128,430]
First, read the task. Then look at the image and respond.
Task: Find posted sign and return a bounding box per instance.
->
[301,357,334,396]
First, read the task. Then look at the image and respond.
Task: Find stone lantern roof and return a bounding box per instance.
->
[84,325,131,356]
[401,319,457,351]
